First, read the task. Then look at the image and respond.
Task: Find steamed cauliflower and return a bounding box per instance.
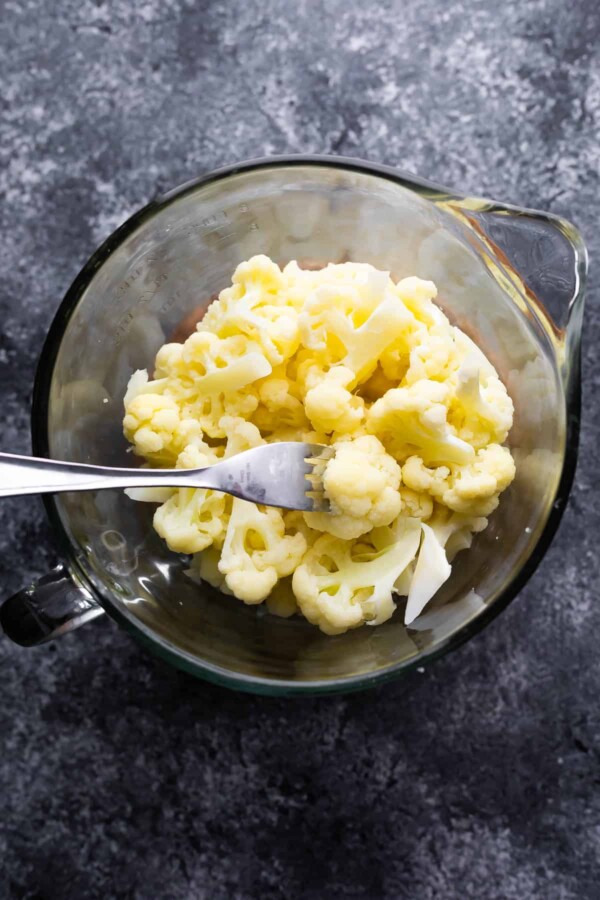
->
[304,365,365,434]
[123,256,516,634]
[218,499,307,603]
[305,436,401,539]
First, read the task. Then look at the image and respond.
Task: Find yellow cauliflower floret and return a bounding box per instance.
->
[154,488,230,554]
[200,257,300,365]
[404,332,459,385]
[219,415,264,457]
[175,441,219,470]
[185,546,234,594]
[156,332,272,396]
[178,389,259,441]
[402,456,451,498]
[367,380,475,465]
[449,355,514,448]
[304,366,365,434]
[265,578,299,618]
[123,391,183,458]
[298,268,421,384]
[253,368,309,433]
[394,276,447,328]
[283,509,321,548]
[292,518,421,634]
[442,444,515,514]
[305,436,402,539]
[218,499,307,604]
[399,486,434,520]
[341,293,419,385]
[402,444,515,517]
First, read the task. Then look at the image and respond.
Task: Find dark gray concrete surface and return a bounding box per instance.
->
[0,1,599,898]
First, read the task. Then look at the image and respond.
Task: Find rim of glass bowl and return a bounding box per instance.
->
[31,155,586,695]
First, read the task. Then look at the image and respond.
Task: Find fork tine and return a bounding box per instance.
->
[303,445,333,512]
[198,441,334,512]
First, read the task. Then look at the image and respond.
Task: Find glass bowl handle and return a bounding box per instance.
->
[463,203,588,336]
[0,565,104,646]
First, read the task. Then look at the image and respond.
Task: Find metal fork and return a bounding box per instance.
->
[0,443,333,511]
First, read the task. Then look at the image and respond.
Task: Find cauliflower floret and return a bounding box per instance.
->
[265,578,299,618]
[292,518,421,634]
[341,293,419,385]
[450,355,514,448]
[123,369,151,407]
[404,333,459,385]
[253,367,309,433]
[156,332,272,396]
[367,380,475,465]
[219,415,264,457]
[299,272,420,384]
[154,488,230,554]
[402,456,451,499]
[123,392,183,459]
[305,436,402,539]
[185,546,233,594]
[394,275,447,328]
[304,366,365,434]
[219,499,307,604]
[233,254,285,294]
[442,444,515,514]
[200,257,300,365]
[283,509,322,548]
[399,486,434,520]
[402,445,515,517]
[175,439,219,467]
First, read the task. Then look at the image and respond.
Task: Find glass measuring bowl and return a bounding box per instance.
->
[0,157,587,695]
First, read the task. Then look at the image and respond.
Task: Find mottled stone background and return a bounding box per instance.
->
[0,1,599,898]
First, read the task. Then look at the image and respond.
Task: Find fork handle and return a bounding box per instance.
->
[0,452,212,498]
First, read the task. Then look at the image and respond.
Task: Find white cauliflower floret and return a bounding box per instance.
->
[341,292,418,385]
[219,415,264,457]
[123,392,183,458]
[153,488,230,554]
[404,333,459,385]
[402,456,451,499]
[442,444,515,514]
[394,276,447,328]
[305,436,402,539]
[253,367,309,433]
[367,380,475,465]
[402,445,515,517]
[200,257,300,365]
[292,518,421,634]
[450,354,514,448]
[265,578,299,618]
[185,546,233,595]
[304,366,365,434]
[155,332,272,396]
[219,499,307,604]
